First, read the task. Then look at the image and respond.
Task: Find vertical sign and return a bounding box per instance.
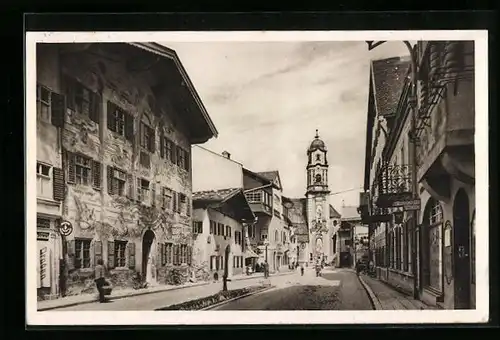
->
[39,247,51,288]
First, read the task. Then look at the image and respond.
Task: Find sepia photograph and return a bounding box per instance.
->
[26,30,488,325]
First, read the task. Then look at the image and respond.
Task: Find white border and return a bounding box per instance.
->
[26,30,489,326]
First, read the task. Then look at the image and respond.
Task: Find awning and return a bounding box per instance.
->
[244,248,260,259]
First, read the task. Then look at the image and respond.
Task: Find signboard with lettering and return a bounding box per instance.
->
[391,199,421,211]
[37,231,50,241]
[39,246,51,288]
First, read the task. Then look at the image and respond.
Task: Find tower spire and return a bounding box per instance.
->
[315,129,319,138]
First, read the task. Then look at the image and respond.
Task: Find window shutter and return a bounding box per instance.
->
[125,113,134,142]
[53,167,65,201]
[170,143,177,163]
[187,246,192,265]
[51,92,66,128]
[160,135,165,158]
[176,146,181,166]
[157,242,164,267]
[126,174,134,199]
[149,128,156,153]
[107,101,115,131]
[172,191,177,213]
[107,166,114,195]
[151,182,156,207]
[136,178,142,201]
[186,197,191,216]
[92,160,102,189]
[94,240,102,267]
[67,239,76,271]
[67,151,76,183]
[174,244,179,265]
[90,92,100,124]
[107,241,115,269]
[184,149,190,171]
[128,242,136,269]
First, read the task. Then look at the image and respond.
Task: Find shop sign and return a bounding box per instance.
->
[37,231,50,241]
[392,199,421,211]
[59,220,73,236]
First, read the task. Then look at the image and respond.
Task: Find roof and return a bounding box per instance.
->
[329,204,341,218]
[308,129,327,152]
[127,42,218,143]
[370,56,411,117]
[256,170,282,190]
[193,188,255,222]
[341,205,361,221]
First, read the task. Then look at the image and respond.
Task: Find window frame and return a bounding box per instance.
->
[74,238,92,269]
[114,240,128,268]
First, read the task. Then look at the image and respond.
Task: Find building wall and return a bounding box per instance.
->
[191,208,211,281]
[37,43,200,296]
[192,146,244,192]
[205,208,244,279]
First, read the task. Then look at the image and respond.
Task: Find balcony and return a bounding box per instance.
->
[375,163,413,208]
[245,190,272,216]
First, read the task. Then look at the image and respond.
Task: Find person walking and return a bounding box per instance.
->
[94,259,107,303]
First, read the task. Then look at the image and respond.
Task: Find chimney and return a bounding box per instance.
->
[222,151,231,159]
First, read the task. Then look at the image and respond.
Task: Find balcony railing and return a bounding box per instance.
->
[375,163,413,208]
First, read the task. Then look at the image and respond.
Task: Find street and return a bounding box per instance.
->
[49,268,372,311]
[212,268,373,310]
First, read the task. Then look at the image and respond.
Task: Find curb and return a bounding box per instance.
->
[201,285,276,311]
[357,274,383,310]
[38,271,295,311]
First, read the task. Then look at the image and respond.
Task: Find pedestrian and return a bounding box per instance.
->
[300,265,304,276]
[94,258,107,303]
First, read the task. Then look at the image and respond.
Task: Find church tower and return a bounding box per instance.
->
[304,129,331,265]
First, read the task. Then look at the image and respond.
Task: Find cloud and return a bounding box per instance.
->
[162,40,410,206]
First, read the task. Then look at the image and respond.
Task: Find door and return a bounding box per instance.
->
[453,189,471,309]
[142,230,156,284]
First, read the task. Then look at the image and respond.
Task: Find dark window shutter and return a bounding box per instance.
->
[174,244,179,265]
[128,242,136,269]
[125,113,134,142]
[92,160,102,189]
[107,101,115,131]
[94,240,102,267]
[160,135,165,158]
[149,128,156,153]
[52,167,65,201]
[187,246,192,265]
[107,166,114,195]
[51,92,66,128]
[157,242,164,267]
[67,239,76,271]
[90,92,100,124]
[172,191,177,213]
[170,143,177,163]
[107,241,115,269]
[184,149,190,171]
[67,152,76,183]
[176,146,181,166]
[126,174,134,199]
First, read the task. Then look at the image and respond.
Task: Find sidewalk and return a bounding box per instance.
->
[358,274,439,310]
[37,270,295,311]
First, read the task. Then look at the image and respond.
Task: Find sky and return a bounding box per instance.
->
[162,40,410,210]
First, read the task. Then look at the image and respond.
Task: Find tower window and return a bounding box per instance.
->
[315,174,322,183]
[316,154,321,161]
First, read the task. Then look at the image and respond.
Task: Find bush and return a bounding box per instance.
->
[156,286,268,310]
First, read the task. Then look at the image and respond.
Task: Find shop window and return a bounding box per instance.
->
[422,198,444,292]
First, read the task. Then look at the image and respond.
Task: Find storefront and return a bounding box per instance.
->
[36,215,63,300]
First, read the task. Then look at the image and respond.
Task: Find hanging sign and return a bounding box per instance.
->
[59,221,73,236]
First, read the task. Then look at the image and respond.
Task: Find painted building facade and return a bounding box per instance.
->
[192,188,255,281]
[361,41,476,310]
[36,42,217,298]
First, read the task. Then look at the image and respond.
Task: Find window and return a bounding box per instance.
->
[316,154,321,161]
[261,234,268,240]
[36,162,52,199]
[274,230,279,242]
[140,123,155,153]
[217,223,224,236]
[139,151,150,169]
[75,239,91,269]
[162,187,173,210]
[161,136,173,161]
[193,221,203,234]
[180,244,188,264]
[37,84,51,122]
[209,220,216,234]
[75,155,92,185]
[210,256,216,270]
[108,167,126,196]
[179,193,187,214]
[64,76,99,123]
[114,241,127,267]
[273,209,281,218]
[315,174,322,183]
[245,191,262,203]
[137,178,150,202]
[164,243,173,264]
[107,101,133,141]
[37,218,51,229]
[423,199,444,292]
[248,225,255,238]
[225,225,231,238]
[175,147,190,172]
[235,231,242,245]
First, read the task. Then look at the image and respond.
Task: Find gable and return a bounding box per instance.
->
[273,176,281,190]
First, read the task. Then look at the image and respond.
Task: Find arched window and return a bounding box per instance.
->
[422,198,444,292]
[316,154,321,161]
[315,174,322,183]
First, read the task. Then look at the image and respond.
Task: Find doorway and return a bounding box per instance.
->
[224,245,230,277]
[453,189,471,309]
[142,230,157,285]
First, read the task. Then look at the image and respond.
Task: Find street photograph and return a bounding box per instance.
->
[26,30,488,325]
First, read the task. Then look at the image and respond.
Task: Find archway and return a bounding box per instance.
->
[421,197,444,294]
[453,189,471,309]
[142,229,156,285]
